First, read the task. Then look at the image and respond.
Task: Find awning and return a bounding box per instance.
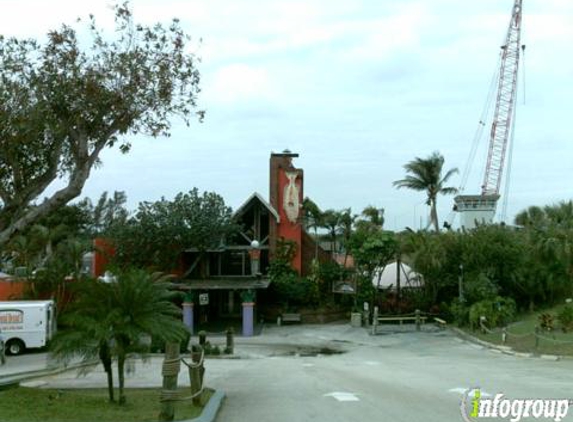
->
[173,277,271,290]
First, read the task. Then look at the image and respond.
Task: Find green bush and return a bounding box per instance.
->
[539,313,555,331]
[269,273,319,309]
[557,306,573,332]
[449,299,470,326]
[469,296,516,329]
[463,272,498,304]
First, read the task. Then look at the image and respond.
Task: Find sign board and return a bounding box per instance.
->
[0,310,24,331]
[199,293,209,306]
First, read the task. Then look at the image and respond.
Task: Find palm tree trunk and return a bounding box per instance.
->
[99,342,114,402]
[117,348,126,405]
[430,200,439,232]
[105,362,114,403]
[314,227,318,259]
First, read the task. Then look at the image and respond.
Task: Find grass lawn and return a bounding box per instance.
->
[0,386,212,422]
[465,304,573,356]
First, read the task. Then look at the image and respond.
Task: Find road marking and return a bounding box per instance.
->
[324,392,360,402]
[302,363,314,367]
[449,388,491,398]
[364,361,380,366]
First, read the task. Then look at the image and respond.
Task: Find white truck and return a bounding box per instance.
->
[0,300,57,355]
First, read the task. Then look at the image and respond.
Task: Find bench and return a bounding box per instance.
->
[279,313,302,325]
[376,316,427,325]
[434,317,447,329]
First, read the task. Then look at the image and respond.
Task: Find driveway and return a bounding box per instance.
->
[30,323,573,421]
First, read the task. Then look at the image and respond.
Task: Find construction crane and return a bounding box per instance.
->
[454,0,524,229]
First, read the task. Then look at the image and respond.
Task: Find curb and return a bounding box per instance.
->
[179,390,225,422]
[450,326,565,361]
[0,360,98,388]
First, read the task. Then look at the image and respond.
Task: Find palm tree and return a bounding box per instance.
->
[51,277,117,401]
[51,270,188,404]
[393,151,458,232]
[302,197,323,259]
[338,208,355,266]
[321,209,341,255]
[361,206,384,228]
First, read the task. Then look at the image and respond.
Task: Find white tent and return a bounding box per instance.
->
[371,262,423,290]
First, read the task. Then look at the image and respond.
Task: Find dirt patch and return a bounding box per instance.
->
[272,345,345,357]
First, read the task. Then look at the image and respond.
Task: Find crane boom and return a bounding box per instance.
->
[453,0,523,229]
[481,0,523,196]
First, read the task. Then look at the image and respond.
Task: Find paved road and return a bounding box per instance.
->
[29,324,573,421]
[0,351,55,379]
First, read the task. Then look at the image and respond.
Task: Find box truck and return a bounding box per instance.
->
[0,300,56,355]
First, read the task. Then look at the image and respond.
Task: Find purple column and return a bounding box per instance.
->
[183,302,194,336]
[242,302,254,337]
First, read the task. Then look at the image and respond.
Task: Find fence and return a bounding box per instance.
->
[478,317,573,355]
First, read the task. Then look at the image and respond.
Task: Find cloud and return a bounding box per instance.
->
[206,63,276,104]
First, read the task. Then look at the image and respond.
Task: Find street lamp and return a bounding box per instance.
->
[249,240,261,276]
[458,264,464,302]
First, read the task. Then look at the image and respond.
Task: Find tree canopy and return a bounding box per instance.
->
[110,188,238,272]
[393,151,458,232]
[0,3,202,248]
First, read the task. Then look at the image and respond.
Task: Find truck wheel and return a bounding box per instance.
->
[6,339,25,356]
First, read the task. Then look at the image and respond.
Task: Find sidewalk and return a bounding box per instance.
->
[0,352,82,387]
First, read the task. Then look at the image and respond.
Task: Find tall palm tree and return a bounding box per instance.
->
[321,209,341,255]
[338,208,356,266]
[393,151,458,232]
[302,197,323,259]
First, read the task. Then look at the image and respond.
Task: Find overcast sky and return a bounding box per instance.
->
[2,0,572,230]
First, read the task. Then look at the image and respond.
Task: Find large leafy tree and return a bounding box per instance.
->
[79,191,130,237]
[0,3,202,248]
[351,230,398,279]
[51,270,187,405]
[111,188,238,272]
[393,151,458,232]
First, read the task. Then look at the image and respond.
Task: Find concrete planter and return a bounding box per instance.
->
[350,312,362,327]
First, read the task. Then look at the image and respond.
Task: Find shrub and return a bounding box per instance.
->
[469,296,516,329]
[269,273,319,309]
[539,313,555,331]
[449,299,470,326]
[557,306,573,332]
[463,272,498,304]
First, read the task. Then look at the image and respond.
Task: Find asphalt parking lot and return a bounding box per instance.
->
[16,323,572,422]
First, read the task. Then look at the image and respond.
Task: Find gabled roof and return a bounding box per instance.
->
[233,192,280,223]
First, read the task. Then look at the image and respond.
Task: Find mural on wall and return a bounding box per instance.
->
[283,171,300,223]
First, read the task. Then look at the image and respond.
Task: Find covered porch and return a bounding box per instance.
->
[173,276,271,336]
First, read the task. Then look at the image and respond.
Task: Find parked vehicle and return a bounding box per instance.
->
[0,300,57,355]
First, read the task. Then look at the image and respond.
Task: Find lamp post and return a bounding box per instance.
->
[458,264,464,302]
[249,240,261,276]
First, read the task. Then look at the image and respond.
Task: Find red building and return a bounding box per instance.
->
[175,151,331,325]
[92,151,332,330]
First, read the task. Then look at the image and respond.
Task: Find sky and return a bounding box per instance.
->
[1,0,572,231]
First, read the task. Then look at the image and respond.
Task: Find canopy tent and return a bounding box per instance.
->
[371,261,422,290]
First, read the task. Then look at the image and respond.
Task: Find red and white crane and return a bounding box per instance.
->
[454,0,524,228]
